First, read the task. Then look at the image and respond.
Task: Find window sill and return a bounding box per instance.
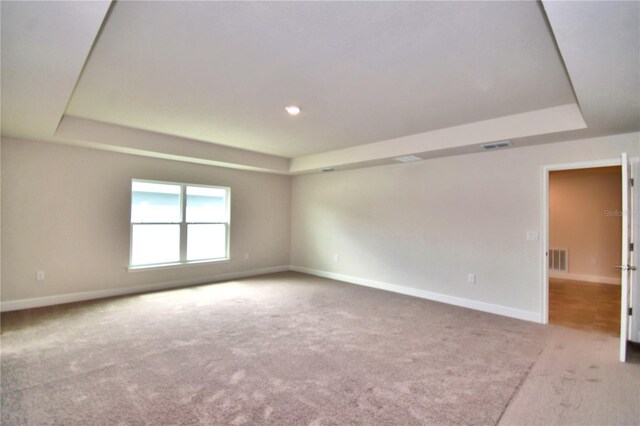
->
[127,258,230,271]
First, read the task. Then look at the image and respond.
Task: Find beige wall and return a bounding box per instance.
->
[1,138,291,303]
[549,167,622,282]
[2,132,638,320]
[291,133,639,318]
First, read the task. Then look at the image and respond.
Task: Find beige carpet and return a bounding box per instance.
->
[499,328,640,425]
[1,272,637,425]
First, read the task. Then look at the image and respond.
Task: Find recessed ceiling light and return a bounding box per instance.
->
[285,105,301,116]
[321,167,335,172]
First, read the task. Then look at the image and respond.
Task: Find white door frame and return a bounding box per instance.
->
[540,158,622,324]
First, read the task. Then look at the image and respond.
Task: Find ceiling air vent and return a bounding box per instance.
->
[482,141,512,150]
[393,155,423,163]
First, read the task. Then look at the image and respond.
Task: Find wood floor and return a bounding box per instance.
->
[549,278,621,336]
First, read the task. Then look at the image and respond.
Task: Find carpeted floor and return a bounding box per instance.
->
[500,327,640,425]
[1,272,638,425]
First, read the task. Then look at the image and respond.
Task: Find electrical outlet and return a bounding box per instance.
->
[36,271,45,281]
[467,273,476,284]
[333,254,340,263]
[244,253,251,261]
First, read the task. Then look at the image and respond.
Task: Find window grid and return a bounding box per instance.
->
[129,180,230,269]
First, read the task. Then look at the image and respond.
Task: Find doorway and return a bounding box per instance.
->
[547,165,622,335]
[542,155,638,362]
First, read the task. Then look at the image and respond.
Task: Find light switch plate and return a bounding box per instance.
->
[526,231,539,241]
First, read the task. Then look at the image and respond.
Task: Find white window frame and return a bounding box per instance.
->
[129,179,231,270]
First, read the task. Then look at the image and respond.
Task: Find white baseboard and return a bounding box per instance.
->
[0,265,289,312]
[290,266,542,323]
[549,271,620,285]
[1,265,545,323]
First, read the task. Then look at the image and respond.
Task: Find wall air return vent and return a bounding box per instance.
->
[549,247,569,273]
[482,141,512,150]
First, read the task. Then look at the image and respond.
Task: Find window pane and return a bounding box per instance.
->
[187,224,227,261]
[131,182,181,223]
[131,224,180,265]
[186,186,227,223]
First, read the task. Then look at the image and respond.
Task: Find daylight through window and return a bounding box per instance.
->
[130,180,230,268]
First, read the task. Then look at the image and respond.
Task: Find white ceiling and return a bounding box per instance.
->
[66,1,575,158]
[1,1,638,174]
[0,1,111,140]
[542,0,640,136]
